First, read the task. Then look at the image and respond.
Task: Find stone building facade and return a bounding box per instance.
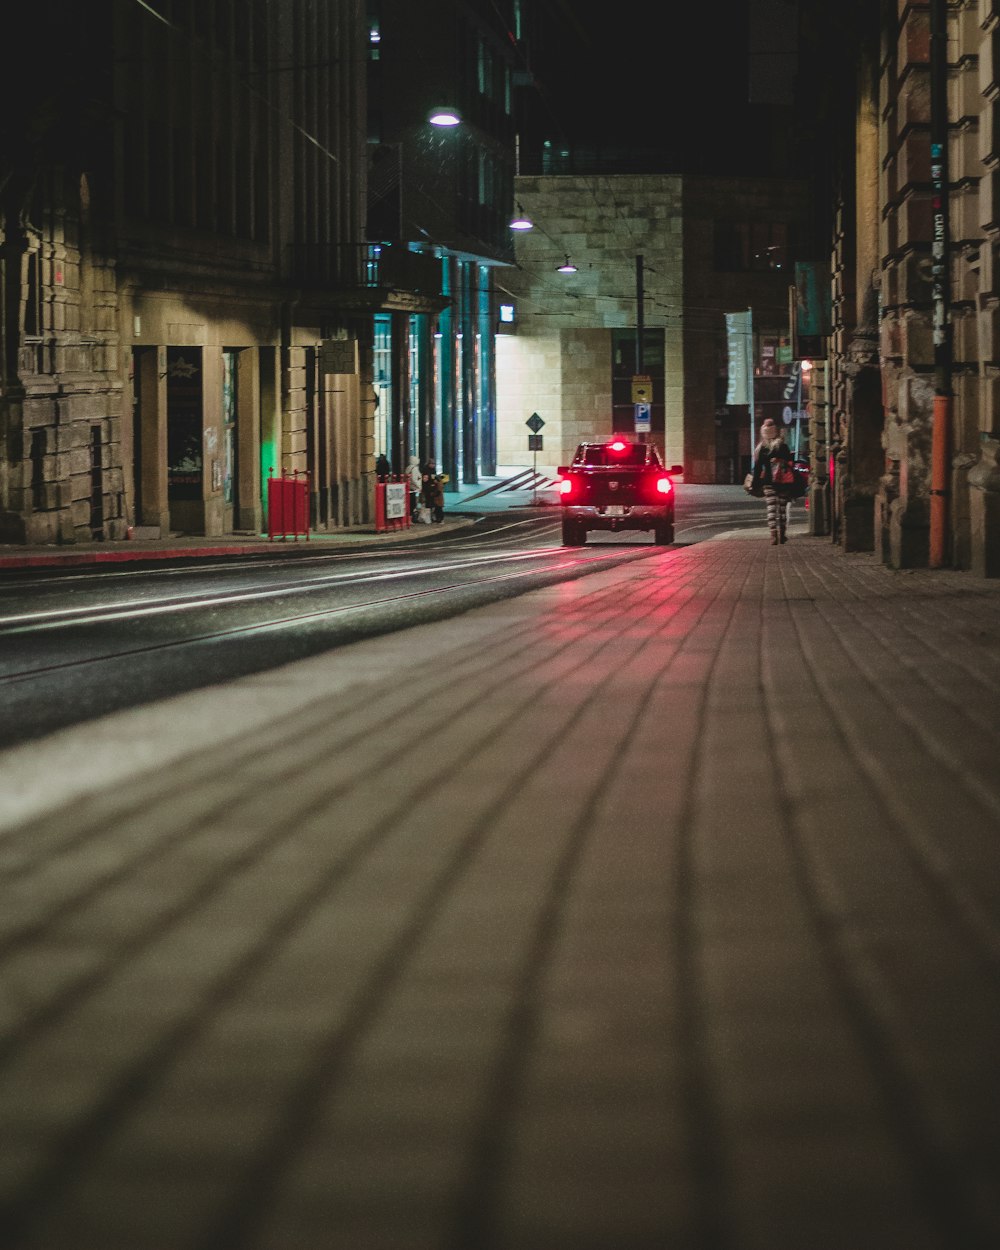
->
[827,0,1000,576]
[1,0,535,546]
[1,0,383,546]
[496,174,811,482]
[3,0,534,546]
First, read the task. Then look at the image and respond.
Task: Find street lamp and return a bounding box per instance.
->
[557,255,577,273]
[509,202,533,231]
[427,106,461,127]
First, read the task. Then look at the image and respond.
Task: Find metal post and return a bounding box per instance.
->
[636,255,644,374]
[929,0,952,568]
[636,255,646,443]
[747,308,756,464]
[795,363,802,458]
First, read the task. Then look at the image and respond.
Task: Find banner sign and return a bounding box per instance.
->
[792,261,831,358]
[725,311,753,405]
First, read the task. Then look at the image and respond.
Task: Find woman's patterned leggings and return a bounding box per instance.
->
[763,487,786,541]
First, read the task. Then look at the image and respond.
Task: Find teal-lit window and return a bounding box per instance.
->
[477,264,494,470]
[374,313,392,456]
[409,314,420,458]
[478,151,490,206]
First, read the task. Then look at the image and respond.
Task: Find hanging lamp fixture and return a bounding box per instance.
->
[427,106,462,127]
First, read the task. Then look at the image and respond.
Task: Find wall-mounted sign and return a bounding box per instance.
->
[385,482,407,520]
[320,338,358,374]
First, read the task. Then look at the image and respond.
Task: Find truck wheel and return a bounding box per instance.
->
[653,520,674,545]
[562,520,585,546]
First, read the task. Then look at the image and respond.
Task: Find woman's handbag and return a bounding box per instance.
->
[771,460,795,487]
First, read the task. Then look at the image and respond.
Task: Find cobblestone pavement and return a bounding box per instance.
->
[1,536,1000,1250]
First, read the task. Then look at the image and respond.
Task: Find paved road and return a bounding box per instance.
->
[0,513,651,749]
[1,532,999,1249]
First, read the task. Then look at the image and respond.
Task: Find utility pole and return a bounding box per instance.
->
[747,308,756,464]
[636,254,644,375]
[636,255,646,443]
[929,0,952,567]
[795,362,802,459]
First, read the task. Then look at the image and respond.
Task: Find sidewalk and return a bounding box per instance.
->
[2,535,1000,1249]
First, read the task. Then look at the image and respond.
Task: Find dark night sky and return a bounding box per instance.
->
[527,0,762,173]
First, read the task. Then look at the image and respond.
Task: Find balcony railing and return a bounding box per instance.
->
[286,242,442,298]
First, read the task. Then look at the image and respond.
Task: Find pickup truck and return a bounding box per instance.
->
[557,438,683,546]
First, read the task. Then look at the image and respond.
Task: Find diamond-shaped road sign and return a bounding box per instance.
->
[525,412,545,434]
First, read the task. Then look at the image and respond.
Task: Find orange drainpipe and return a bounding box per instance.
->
[929,394,950,568]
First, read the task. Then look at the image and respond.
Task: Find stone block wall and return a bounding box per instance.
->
[874,0,1000,571]
[496,175,685,471]
[4,172,125,545]
[496,334,564,467]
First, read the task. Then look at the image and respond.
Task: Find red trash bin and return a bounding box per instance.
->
[267,469,310,541]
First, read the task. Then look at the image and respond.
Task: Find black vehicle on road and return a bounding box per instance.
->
[557,438,683,546]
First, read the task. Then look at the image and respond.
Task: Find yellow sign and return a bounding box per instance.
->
[631,375,652,404]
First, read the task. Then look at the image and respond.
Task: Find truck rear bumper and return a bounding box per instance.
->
[562,505,672,531]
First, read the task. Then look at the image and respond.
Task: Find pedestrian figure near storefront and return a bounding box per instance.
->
[406,455,423,518]
[749,417,796,544]
[422,465,445,523]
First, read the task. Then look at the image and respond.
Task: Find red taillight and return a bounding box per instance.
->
[655,476,672,495]
[609,439,627,453]
[559,477,573,496]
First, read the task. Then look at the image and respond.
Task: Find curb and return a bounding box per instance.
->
[0,516,476,570]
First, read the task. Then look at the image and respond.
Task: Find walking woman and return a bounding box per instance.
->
[750,418,796,544]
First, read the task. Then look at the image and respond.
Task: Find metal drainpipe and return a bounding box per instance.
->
[929,0,952,568]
